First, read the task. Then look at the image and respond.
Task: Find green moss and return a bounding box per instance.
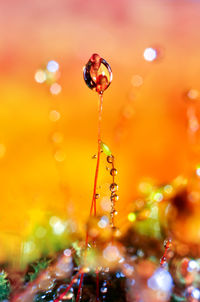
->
[0,271,10,301]
[25,258,51,283]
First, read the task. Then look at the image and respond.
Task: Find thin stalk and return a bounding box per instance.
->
[76,93,104,302]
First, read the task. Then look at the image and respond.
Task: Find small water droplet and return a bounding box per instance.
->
[110,194,119,202]
[64,292,74,299]
[110,168,117,176]
[160,256,166,265]
[107,155,114,163]
[164,239,172,249]
[101,287,108,293]
[110,183,118,192]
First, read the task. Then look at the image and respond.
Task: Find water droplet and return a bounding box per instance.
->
[110,183,118,192]
[64,292,74,299]
[84,267,91,273]
[95,193,100,199]
[57,284,74,297]
[101,287,108,293]
[164,239,172,249]
[110,194,119,202]
[107,155,114,163]
[110,168,117,176]
[111,209,118,216]
[83,53,112,94]
[160,256,166,266]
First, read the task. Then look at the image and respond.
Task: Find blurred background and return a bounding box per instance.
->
[0,0,200,266]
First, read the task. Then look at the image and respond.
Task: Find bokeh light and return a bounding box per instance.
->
[143,47,157,62]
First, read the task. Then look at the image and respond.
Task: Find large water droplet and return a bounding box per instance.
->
[83,53,112,94]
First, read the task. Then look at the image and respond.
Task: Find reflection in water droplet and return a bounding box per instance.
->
[110,183,118,192]
[63,292,74,299]
[163,239,172,249]
[83,54,112,94]
[160,256,166,266]
[101,287,108,293]
[110,168,117,176]
[107,155,114,164]
[110,194,119,202]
